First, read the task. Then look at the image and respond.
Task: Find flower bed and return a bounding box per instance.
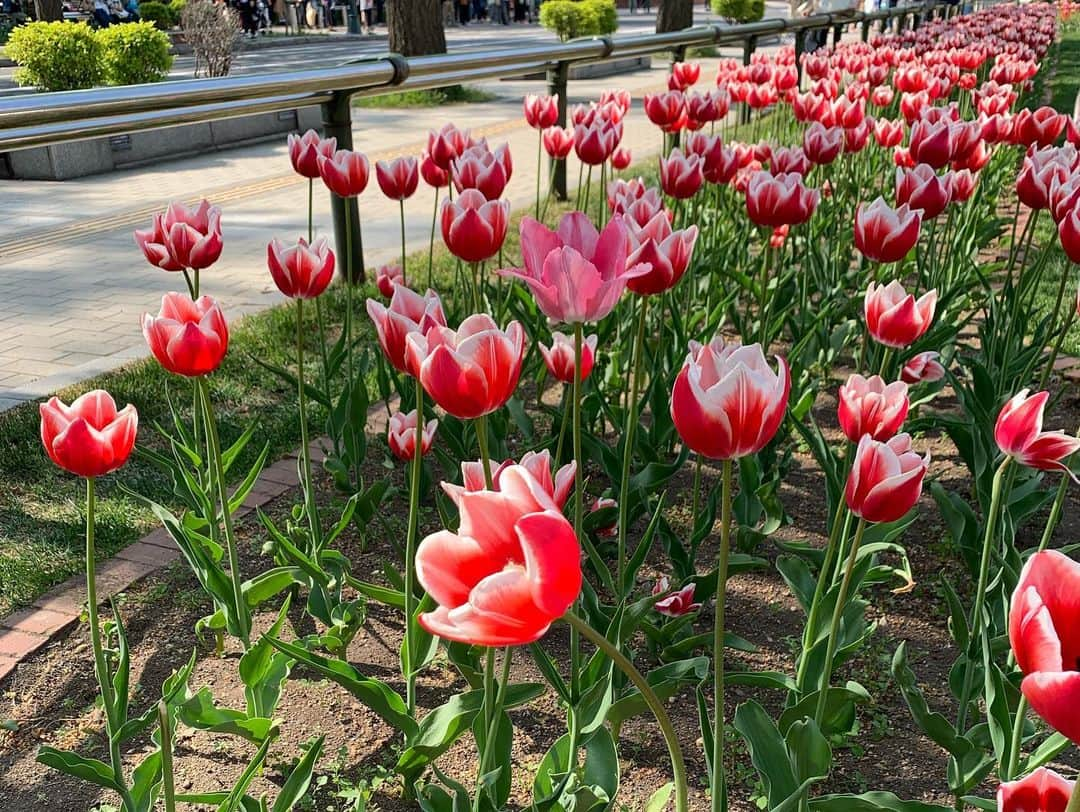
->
[5,2,1080,810]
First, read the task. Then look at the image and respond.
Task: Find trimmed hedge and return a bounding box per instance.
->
[6,20,102,91]
[139,1,177,30]
[538,0,617,42]
[711,0,765,23]
[97,21,173,85]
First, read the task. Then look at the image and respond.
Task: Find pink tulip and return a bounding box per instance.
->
[376,263,404,298]
[864,280,937,348]
[40,390,138,479]
[669,61,701,91]
[901,351,946,384]
[1016,149,1072,211]
[318,149,370,198]
[142,292,229,378]
[854,198,922,264]
[428,123,472,172]
[997,767,1074,812]
[387,409,438,461]
[416,464,581,646]
[288,129,337,179]
[1013,106,1067,147]
[590,496,618,537]
[539,331,597,384]
[644,90,688,133]
[624,211,699,296]
[908,118,954,169]
[653,576,702,617]
[611,147,631,171]
[452,144,511,201]
[896,163,952,219]
[803,123,844,165]
[837,374,909,443]
[670,338,790,461]
[524,94,559,129]
[874,118,906,149]
[948,169,979,204]
[995,389,1080,472]
[770,146,812,176]
[543,127,574,159]
[1061,203,1080,264]
[845,433,929,523]
[405,314,525,419]
[498,212,649,324]
[440,189,509,264]
[366,285,447,374]
[135,200,223,272]
[442,449,576,511]
[659,149,705,199]
[574,121,619,165]
[745,171,820,228]
[420,151,450,188]
[376,156,419,201]
[266,237,335,299]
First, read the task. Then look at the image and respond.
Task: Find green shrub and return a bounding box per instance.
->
[711,0,764,23]
[538,0,617,42]
[97,21,173,85]
[169,0,188,21]
[6,21,102,91]
[139,1,177,30]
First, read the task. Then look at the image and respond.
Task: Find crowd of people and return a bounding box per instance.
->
[450,0,540,26]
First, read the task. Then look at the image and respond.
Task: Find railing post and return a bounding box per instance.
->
[741,35,756,125]
[860,16,871,41]
[794,25,806,86]
[832,20,843,48]
[548,60,569,202]
[321,90,365,282]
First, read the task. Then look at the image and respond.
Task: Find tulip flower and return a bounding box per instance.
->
[607,177,652,214]
[845,433,929,523]
[420,150,450,189]
[670,61,701,91]
[838,374,910,443]
[543,126,574,159]
[1013,106,1067,147]
[901,351,946,384]
[995,389,1080,472]
[498,212,650,324]
[375,263,404,298]
[405,314,525,419]
[770,146,811,176]
[611,147,631,171]
[376,156,420,201]
[997,768,1075,812]
[874,118,906,149]
[624,212,699,296]
[895,163,952,220]
[1050,172,1080,224]
[539,331,597,384]
[590,496,618,537]
[415,464,582,646]
[908,119,953,168]
[523,93,559,129]
[367,285,446,375]
[443,450,576,511]
[40,390,138,479]
[659,149,705,200]
[142,292,229,378]
[440,189,509,264]
[644,90,688,133]
[803,123,844,165]
[574,121,619,165]
[1017,151,1072,211]
[266,237,335,300]
[864,280,937,348]
[288,129,337,179]
[452,145,511,201]
[653,577,702,617]
[745,171,820,228]
[428,123,472,171]
[1009,550,1080,744]
[854,198,922,264]
[135,200,224,274]
[387,409,437,461]
[670,338,790,461]
[317,148,370,198]
[1061,203,1080,264]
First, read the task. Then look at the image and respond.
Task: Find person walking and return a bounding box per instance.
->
[457,0,469,25]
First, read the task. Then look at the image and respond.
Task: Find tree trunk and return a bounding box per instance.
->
[386,0,446,56]
[656,0,693,32]
[33,0,64,21]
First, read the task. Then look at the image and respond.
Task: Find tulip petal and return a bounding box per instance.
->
[1022,671,1080,745]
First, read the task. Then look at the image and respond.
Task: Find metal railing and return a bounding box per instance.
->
[0,0,952,272]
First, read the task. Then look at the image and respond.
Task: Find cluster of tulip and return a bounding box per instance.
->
[30,0,1080,810]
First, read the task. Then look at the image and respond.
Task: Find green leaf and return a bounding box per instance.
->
[785,718,831,785]
[178,687,276,743]
[110,601,131,731]
[530,642,571,705]
[645,784,674,812]
[130,749,162,812]
[779,683,869,737]
[1019,732,1071,773]
[36,746,123,792]
[271,736,325,812]
[732,700,798,808]
[727,671,797,692]
[265,636,417,739]
[174,793,262,812]
[240,598,293,719]
[606,657,708,728]
[809,792,954,812]
[890,643,970,756]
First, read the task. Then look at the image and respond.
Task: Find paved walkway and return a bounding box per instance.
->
[0,7,792,410]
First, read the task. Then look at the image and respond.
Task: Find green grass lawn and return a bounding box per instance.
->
[354,85,497,109]
[1048,23,1080,114]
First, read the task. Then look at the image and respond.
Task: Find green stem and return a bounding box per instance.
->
[691,453,703,527]
[568,323,585,775]
[428,187,439,291]
[400,199,408,286]
[197,378,250,648]
[1038,297,1077,391]
[554,385,570,464]
[473,646,513,812]
[814,518,868,725]
[536,130,543,220]
[563,611,689,812]
[404,373,425,715]
[712,458,734,812]
[295,298,322,550]
[1005,695,1027,780]
[158,701,176,812]
[796,494,848,694]
[477,414,494,488]
[617,296,649,592]
[956,455,1011,731]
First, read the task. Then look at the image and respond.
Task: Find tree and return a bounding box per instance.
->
[386,0,446,57]
[656,0,693,32]
[33,0,64,22]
